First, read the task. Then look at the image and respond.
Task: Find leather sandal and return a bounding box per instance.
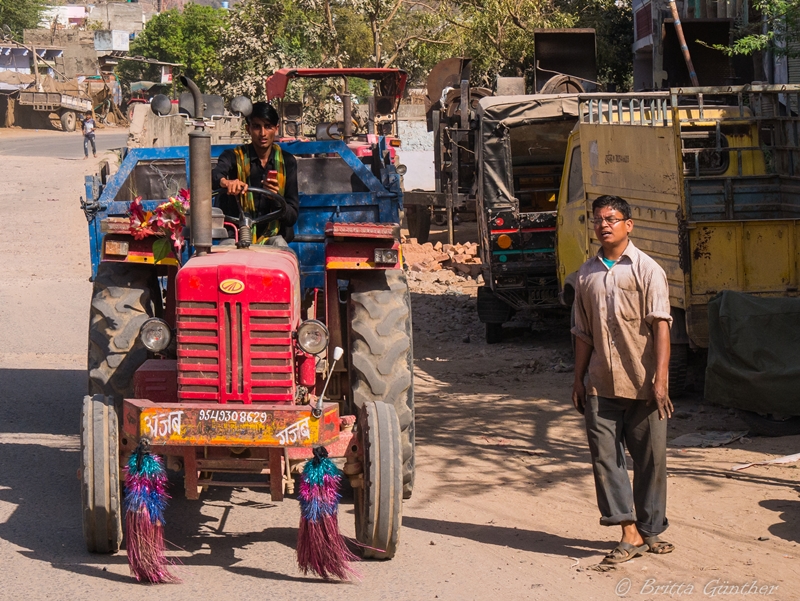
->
[644,535,675,554]
[601,541,648,564]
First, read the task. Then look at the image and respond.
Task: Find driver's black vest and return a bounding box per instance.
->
[234,144,286,242]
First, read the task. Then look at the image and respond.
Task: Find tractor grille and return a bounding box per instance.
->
[177,300,294,403]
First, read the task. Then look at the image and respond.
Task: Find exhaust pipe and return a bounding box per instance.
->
[182,76,213,256]
[180,75,204,119]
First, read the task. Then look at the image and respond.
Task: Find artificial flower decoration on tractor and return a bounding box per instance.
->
[129,189,191,260]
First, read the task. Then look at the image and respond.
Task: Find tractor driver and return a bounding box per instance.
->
[212,101,299,246]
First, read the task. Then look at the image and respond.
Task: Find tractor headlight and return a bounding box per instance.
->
[140,318,172,353]
[296,320,329,355]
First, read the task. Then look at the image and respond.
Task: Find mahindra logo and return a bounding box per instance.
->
[220,279,245,294]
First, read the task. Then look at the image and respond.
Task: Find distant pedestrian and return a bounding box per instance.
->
[571,195,675,565]
[81,112,96,159]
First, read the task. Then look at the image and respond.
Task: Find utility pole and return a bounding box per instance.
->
[32,45,42,92]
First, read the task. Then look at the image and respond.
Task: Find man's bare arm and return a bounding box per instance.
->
[572,337,592,415]
[652,318,673,419]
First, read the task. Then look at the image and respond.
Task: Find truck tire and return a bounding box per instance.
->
[80,394,123,553]
[669,343,689,398]
[485,323,503,344]
[406,205,431,244]
[348,269,415,499]
[88,262,154,401]
[60,110,77,132]
[354,401,403,559]
[477,286,511,344]
[740,412,800,437]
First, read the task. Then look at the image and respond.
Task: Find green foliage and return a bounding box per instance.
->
[558,0,633,91]
[714,0,800,56]
[439,0,577,87]
[207,0,289,99]
[0,0,45,39]
[116,3,227,91]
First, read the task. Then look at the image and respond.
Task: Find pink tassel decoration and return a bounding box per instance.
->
[123,439,179,583]
[297,446,359,581]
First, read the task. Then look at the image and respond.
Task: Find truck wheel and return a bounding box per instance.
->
[354,401,403,559]
[739,412,800,437]
[88,262,154,401]
[485,322,503,344]
[80,394,122,553]
[348,269,415,499]
[477,286,511,344]
[669,343,689,398]
[406,205,431,244]
[60,110,77,132]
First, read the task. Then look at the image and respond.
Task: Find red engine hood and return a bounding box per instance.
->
[175,248,302,404]
[177,248,301,318]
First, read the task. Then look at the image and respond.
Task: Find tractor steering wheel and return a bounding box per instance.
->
[212,186,287,225]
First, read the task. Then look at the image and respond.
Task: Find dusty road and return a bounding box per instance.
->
[0,129,798,601]
[0,128,129,159]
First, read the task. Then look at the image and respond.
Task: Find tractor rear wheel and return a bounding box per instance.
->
[88,262,155,401]
[354,401,403,559]
[80,394,123,553]
[348,269,415,499]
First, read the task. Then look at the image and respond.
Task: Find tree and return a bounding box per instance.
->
[207,0,289,99]
[0,0,45,39]
[720,0,800,57]
[117,3,227,91]
[437,0,577,86]
[558,0,633,91]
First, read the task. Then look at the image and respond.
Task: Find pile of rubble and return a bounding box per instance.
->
[401,239,483,279]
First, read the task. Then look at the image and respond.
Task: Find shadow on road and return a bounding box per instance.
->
[0,368,337,585]
[403,515,609,558]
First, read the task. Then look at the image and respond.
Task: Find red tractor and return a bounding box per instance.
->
[80,79,414,571]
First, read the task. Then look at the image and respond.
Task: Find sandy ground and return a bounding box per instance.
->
[0,129,798,601]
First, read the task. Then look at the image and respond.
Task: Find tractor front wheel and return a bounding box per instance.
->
[88,262,155,402]
[348,269,415,499]
[354,401,403,559]
[80,394,123,553]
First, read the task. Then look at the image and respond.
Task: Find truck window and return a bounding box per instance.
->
[567,146,583,203]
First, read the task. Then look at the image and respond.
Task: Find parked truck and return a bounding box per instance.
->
[556,85,800,395]
[16,89,92,131]
[79,77,413,565]
[405,29,597,245]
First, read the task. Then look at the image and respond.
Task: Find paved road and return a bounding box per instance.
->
[0,130,129,159]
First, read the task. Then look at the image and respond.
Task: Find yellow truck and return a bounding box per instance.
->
[556,85,800,394]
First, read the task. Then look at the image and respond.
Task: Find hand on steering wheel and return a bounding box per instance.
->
[211,186,287,225]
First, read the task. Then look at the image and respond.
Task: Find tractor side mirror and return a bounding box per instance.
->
[230,96,253,118]
[151,94,172,117]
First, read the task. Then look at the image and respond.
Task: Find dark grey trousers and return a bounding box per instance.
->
[584,395,669,537]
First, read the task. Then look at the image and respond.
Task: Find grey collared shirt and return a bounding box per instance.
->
[571,240,672,400]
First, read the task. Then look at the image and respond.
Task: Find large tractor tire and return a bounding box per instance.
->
[348,269,415,499]
[80,394,123,553]
[405,205,431,244]
[354,401,403,559]
[88,262,155,401]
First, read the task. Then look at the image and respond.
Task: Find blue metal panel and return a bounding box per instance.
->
[87,139,403,290]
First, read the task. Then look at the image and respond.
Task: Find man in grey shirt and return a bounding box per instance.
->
[571,195,675,564]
